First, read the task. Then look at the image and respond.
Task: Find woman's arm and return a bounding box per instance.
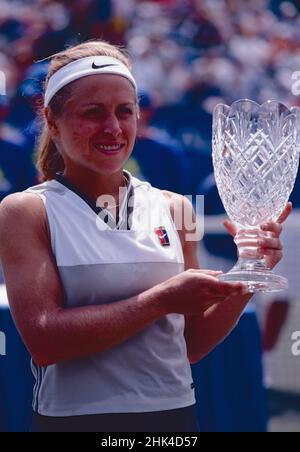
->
[0,193,242,367]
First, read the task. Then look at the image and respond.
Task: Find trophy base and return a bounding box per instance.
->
[218,270,288,293]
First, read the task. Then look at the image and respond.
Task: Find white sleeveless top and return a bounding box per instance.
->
[25,171,195,416]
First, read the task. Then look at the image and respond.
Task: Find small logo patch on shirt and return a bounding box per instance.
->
[154,226,170,246]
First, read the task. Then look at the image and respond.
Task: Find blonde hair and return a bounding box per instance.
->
[36,40,133,181]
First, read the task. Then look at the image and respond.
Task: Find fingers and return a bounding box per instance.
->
[191,269,248,295]
[260,222,282,236]
[257,237,283,251]
[214,281,249,297]
[197,270,223,276]
[276,202,293,224]
[187,269,223,277]
[261,249,283,259]
[189,269,223,274]
[260,203,292,237]
[224,203,292,242]
[260,203,292,233]
[223,219,237,237]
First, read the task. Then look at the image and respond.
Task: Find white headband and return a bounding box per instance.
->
[44,56,138,107]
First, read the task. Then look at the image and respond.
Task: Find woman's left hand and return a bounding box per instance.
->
[223,202,293,270]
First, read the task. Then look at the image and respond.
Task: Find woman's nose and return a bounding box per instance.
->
[103,115,122,136]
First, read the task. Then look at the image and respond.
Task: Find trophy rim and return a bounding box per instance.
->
[213,98,300,117]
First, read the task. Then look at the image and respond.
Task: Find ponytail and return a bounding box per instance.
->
[36,126,65,181]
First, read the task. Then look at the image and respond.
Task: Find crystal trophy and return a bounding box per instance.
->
[212,100,300,292]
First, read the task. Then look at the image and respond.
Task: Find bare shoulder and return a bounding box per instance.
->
[0,192,46,220]
[0,192,49,246]
[161,190,180,202]
[1,190,45,208]
[162,190,195,221]
[162,190,199,270]
[161,190,192,211]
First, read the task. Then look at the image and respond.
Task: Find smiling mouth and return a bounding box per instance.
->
[94,143,125,154]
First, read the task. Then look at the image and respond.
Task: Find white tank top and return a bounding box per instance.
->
[25,171,195,416]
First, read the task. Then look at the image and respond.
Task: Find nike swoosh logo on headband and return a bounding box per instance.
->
[92,63,118,69]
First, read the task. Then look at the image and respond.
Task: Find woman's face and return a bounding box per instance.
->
[48,74,138,177]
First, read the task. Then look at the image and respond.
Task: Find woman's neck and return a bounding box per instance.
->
[62,168,127,203]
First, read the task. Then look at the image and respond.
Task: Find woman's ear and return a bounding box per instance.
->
[44,107,60,139]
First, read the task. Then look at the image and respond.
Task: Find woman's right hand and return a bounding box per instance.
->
[159,269,249,316]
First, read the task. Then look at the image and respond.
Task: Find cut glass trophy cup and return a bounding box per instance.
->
[212,99,300,292]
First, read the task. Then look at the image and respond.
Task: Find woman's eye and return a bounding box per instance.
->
[84,108,99,116]
[118,107,133,115]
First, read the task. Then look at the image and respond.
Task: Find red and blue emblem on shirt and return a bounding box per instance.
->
[154,226,170,247]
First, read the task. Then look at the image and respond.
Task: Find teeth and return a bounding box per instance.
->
[96,144,123,151]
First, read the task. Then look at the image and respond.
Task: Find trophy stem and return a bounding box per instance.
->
[218,228,288,293]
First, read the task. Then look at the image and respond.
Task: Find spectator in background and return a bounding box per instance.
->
[6,62,48,154]
[189,2,224,49]
[152,82,217,194]
[0,96,37,201]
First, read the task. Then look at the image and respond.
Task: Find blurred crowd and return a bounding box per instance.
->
[1,0,300,102]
